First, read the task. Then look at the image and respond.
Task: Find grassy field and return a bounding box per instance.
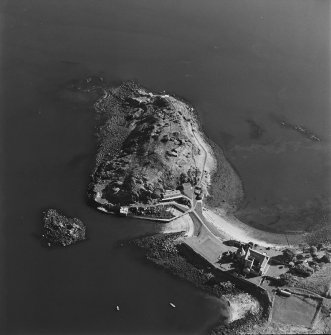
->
[271,294,320,328]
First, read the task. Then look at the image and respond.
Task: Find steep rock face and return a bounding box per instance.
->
[42,209,86,246]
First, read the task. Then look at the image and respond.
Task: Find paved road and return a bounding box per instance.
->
[185,120,208,188]
[191,127,208,187]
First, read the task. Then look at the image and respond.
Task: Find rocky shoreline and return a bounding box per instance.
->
[82,78,274,333]
[125,232,269,334]
[84,80,244,214]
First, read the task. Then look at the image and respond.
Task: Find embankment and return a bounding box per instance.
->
[182,243,273,334]
[126,233,272,334]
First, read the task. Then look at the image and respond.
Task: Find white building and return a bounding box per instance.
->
[243,248,270,276]
[119,207,129,216]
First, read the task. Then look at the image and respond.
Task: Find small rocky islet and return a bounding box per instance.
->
[42,209,86,247]
[279,120,321,142]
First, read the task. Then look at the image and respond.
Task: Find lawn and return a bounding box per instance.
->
[272,294,320,327]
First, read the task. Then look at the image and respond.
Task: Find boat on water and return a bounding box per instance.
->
[116,305,120,311]
[169,303,176,308]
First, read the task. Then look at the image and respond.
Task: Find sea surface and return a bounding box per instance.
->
[1,0,330,334]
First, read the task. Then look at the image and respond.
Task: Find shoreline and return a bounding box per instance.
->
[86,81,312,333]
[151,204,301,249]
[190,106,303,247]
[203,207,303,248]
[198,122,245,214]
[88,80,305,241]
[126,232,267,333]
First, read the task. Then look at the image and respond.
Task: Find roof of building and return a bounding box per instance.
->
[245,248,270,268]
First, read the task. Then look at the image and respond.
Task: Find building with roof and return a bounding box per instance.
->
[243,248,270,276]
[119,207,129,216]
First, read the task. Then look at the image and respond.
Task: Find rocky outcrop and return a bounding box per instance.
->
[88,81,243,211]
[89,82,206,207]
[42,209,86,246]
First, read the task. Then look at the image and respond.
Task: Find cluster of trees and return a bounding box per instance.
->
[280,246,331,280]
[179,168,201,186]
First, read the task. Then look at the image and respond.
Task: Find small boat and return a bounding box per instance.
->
[116,305,120,311]
[169,303,176,308]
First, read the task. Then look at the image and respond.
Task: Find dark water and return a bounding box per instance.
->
[1,0,330,334]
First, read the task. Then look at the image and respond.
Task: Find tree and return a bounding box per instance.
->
[290,263,314,277]
[282,248,297,262]
[320,252,331,263]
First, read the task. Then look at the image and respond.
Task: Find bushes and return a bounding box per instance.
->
[153,96,170,108]
[290,263,314,277]
[282,248,297,261]
[278,273,298,286]
[320,253,331,263]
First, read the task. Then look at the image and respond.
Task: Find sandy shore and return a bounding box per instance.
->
[203,207,303,248]
[186,102,303,249]
[156,204,303,249]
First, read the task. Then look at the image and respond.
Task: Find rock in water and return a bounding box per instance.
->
[42,209,86,246]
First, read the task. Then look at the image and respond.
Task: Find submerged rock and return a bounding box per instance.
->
[42,209,86,246]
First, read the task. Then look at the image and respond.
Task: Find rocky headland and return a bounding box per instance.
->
[87,81,243,213]
[81,79,331,334]
[42,209,86,247]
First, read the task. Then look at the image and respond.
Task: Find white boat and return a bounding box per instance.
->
[169,303,176,308]
[116,305,120,311]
